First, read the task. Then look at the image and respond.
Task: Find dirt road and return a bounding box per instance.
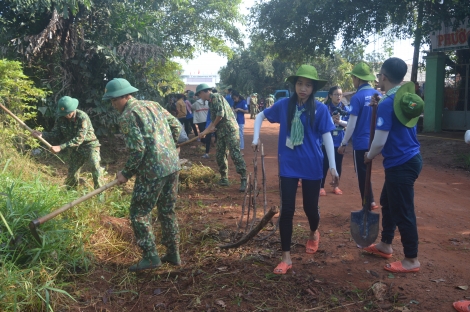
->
[229,117,470,311]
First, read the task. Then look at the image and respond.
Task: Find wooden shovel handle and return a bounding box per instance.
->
[33,179,119,226]
[363,102,378,209]
[0,102,53,149]
[176,136,199,147]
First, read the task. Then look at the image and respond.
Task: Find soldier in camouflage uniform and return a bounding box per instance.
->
[196,83,247,192]
[250,93,259,119]
[265,94,275,109]
[102,78,181,272]
[32,96,104,190]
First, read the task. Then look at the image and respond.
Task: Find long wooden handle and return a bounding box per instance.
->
[34,179,119,225]
[176,136,199,147]
[363,103,378,210]
[0,102,53,149]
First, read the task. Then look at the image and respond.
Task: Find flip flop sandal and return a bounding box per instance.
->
[371,203,379,210]
[384,261,420,273]
[306,232,320,254]
[333,187,343,195]
[273,262,292,274]
[453,300,470,312]
[363,244,393,259]
[319,188,326,196]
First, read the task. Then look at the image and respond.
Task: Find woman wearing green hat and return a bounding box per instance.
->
[31,96,103,190]
[363,58,424,274]
[252,65,339,274]
[338,61,381,210]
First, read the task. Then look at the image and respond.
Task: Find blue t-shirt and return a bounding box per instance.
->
[225,95,234,108]
[263,98,335,180]
[325,102,350,147]
[375,94,420,169]
[234,100,248,125]
[349,84,381,150]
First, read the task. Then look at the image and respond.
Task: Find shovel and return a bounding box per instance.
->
[0,102,53,150]
[350,102,380,247]
[29,179,119,244]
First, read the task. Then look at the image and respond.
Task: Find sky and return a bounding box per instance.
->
[178,0,421,76]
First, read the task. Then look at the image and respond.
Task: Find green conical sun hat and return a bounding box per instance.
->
[57,96,79,116]
[195,83,211,95]
[345,62,376,81]
[285,65,328,89]
[102,78,139,100]
[393,82,425,128]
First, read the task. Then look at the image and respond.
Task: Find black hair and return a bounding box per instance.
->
[231,90,245,101]
[381,57,407,84]
[212,88,218,93]
[325,86,341,104]
[228,88,232,93]
[287,77,317,131]
[176,94,184,100]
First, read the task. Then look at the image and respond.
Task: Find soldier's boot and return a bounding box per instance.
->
[218,176,229,186]
[128,250,162,272]
[161,250,181,266]
[239,178,247,192]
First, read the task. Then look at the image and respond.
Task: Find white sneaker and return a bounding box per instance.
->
[201,154,209,159]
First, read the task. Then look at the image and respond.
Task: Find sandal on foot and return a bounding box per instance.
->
[363,244,392,259]
[453,300,470,312]
[273,262,292,274]
[371,202,379,210]
[384,261,420,273]
[306,233,320,254]
[333,187,343,195]
[319,188,326,196]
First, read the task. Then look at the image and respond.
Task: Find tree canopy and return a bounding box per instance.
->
[0,0,243,133]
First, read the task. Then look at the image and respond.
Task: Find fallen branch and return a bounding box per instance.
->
[220,206,278,249]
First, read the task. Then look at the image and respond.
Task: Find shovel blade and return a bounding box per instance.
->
[29,220,42,245]
[350,210,380,247]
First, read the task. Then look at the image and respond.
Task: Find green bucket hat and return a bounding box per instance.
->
[102,78,139,100]
[188,91,195,97]
[285,65,328,89]
[394,82,424,128]
[195,83,211,95]
[346,62,376,81]
[57,96,79,116]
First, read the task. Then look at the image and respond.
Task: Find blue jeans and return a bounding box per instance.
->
[380,154,422,258]
[238,123,245,150]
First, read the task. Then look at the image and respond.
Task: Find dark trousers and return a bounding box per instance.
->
[279,177,321,251]
[196,122,206,143]
[185,119,198,136]
[380,154,422,258]
[205,133,212,154]
[321,146,343,188]
[353,149,375,203]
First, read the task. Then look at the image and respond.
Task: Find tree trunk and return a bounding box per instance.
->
[411,1,424,82]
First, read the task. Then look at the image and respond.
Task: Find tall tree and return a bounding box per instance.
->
[250,0,470,81]
[0,0,243,133]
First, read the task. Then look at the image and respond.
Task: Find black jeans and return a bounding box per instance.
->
[279,177,321,251]
[380,154,422,258]
[353,149,375,204]
[321,146,343,188]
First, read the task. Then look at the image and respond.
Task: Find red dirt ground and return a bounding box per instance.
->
[71,117,470,312]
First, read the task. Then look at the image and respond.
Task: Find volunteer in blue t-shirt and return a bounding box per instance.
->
[338,62,381,210]
[224,87,234,108]
[362,58,424,274]
[320,86,350,196]
[252,65,339,275]
[231,90,249,154]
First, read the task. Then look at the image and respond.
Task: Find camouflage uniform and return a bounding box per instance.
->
[250,96,259,119]
[119,97,181,255]
[208,93,247,180]
[42,109,103,189]
[265,97,274,109]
